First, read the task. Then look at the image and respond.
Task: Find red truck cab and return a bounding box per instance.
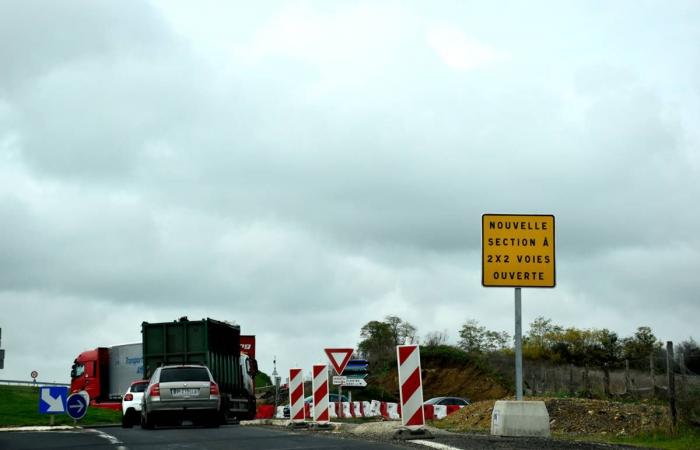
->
[70,348,110,403]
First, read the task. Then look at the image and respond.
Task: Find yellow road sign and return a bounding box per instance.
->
[482,214,555,288]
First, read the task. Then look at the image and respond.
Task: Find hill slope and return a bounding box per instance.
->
[358,346,510,402]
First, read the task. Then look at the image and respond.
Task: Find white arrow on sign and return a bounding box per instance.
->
[343,378,367,387]
[69,401,85,414]
[41,389,65,413]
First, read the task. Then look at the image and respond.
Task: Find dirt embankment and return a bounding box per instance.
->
[438,397,670,436]
[368,355,509,402]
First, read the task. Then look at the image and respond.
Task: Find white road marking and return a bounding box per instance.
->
[412,439,463,450]
[86,428,125,446]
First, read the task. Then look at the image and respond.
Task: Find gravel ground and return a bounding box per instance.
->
[247,420,653,449]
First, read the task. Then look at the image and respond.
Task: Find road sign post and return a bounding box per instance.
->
[288,368,305,423]
[312,364,330,423]
[39,386,68,415]
[397,345,425,429]
[482,214,555,399]
[324,348,353,419]
[66,392,88,421]
[483,213,555,437]
[515,287,523,400]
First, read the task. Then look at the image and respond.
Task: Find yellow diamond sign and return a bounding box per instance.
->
[482,214,556,288]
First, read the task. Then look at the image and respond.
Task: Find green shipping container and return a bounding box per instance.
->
[141,318,243,395]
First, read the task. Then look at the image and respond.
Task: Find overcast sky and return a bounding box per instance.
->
[1,0,699,384]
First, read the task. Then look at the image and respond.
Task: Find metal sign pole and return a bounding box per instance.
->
[515,287,523,400]
[338,383,343,418]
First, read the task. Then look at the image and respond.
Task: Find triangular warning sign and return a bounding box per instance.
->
[324,348,354,375]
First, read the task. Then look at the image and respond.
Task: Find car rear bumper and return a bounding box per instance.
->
[147,398,220,412]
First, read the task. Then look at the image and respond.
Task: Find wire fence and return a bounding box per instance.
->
[488,355,699,398]
[0,379,70,387]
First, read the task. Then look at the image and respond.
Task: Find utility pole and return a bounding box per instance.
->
[666,342,677,431]
[272,356,280,411]
[0,328,5,370]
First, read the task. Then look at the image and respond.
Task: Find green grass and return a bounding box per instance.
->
[555,427,700,450]
[608,426,700,450]
[0,385,121,427]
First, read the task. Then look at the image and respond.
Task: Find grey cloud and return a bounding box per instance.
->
[1,1,699,383]
[0,0,170,94]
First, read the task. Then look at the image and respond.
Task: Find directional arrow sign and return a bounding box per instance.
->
[324,348,354,375]
[66,392,88,420]
[39,387,68,414]
[346,373,368,379]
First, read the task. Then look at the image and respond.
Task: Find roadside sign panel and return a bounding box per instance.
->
[66,392,88,420]
[39,386,68,414]
[332,376,347,385]
[482,214,555,287]
[312,364,330,423]
[397,345,425,429]
[288,368,305,422]
[343,378,367,387]
[324,348,354,375]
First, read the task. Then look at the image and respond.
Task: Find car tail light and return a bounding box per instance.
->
[149,383,160,398]
[124,393,133,401]
[210,382,220,396]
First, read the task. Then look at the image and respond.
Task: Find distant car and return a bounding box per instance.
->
[141,365,221,429]
[121,380,149,427]
[283,394,349,418]
[424,396,470,406]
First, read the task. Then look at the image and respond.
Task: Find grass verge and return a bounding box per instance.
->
[0,385,120,427]
[556,427,700,450]
[607,426,700,450]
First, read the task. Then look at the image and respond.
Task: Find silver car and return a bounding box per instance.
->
[141,364,221,429]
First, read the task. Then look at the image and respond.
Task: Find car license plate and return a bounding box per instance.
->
[171,388,199,397]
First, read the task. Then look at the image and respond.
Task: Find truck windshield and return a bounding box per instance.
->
[160,367,210,382]
[71,364,85,378]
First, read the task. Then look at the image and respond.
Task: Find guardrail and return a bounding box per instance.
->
[0,379,70,387]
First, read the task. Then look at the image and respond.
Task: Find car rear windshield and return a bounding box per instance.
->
[160,367,210,382]
[131,382,148,393]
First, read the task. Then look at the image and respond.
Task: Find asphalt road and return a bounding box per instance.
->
[0,425,648,450]
[0,425,412,450]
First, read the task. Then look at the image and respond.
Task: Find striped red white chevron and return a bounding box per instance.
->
[288,368,305,422]
[312,364,329,423]
[397,344,425,428]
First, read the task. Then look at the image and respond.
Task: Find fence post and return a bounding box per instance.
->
[678,351,686,397]
[541,365,547,396]
[583,365,590,395]
[666,341,677,431]
[569,364,574,395]
[603,363,608,396]
[624,360,631,394]
[650,353,656,395]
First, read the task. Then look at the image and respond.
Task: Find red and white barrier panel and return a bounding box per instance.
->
[423,404,465,420]
[274,400,463,420]
[288,368,305,422]
[397,344,425,428]
[255,405,276,419]
[312,364,330,423]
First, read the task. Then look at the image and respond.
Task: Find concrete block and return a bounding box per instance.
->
[490,400,550,437]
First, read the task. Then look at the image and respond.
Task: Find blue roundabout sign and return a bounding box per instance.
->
[66,393,89,420]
